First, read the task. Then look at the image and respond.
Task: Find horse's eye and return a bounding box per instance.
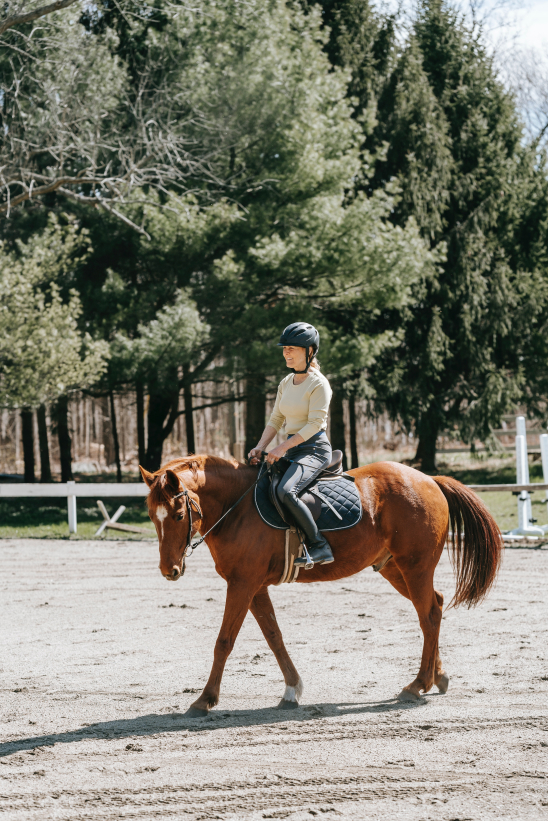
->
[176,513,184,522]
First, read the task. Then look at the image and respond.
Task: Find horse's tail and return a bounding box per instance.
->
[433,475,503,608]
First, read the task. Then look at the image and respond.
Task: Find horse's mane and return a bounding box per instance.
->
[154,454,240,476]
[147,454,242,508]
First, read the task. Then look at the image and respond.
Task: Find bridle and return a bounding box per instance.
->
[173,485,203,556]
[171,461,266,559]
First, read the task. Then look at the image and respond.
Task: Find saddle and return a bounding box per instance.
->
[255,451,362,533]
[268,450,344,524]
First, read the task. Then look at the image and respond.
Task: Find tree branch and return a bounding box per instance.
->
[0,176,98,216]
[533,119,548,148]
[179,346,222,387]
[57,188,152,239]
[0,0,78,34]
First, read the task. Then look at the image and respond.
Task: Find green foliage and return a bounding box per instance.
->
[354,0,548,464]
[66,0,433,402]
[112,289,208,384]
[0,218,109,407]
[3,0,546,475]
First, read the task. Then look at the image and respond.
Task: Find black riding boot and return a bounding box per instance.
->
[281,491,334,567]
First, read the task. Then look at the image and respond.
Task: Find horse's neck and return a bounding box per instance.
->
[195,464,256,534]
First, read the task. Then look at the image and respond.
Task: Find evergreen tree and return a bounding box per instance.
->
[62,0,433,470]
[0,217,108,408]
[0,217,109,480]
[2,0,436,472]
[321,0,548,471]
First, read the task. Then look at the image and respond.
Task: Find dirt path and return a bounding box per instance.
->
[1,538,547,819]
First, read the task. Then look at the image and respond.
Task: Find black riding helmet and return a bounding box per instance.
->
[278,322,320,374]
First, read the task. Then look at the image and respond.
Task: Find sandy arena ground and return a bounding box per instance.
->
[1,538,547,819]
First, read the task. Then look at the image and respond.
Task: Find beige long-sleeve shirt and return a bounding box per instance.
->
[267,370,332,443]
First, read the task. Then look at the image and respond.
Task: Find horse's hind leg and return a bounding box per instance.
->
[380,560,448,698]
[250,587,303,710]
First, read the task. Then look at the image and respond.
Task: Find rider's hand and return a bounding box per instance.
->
[266,443,289,464]
[248,447,263,465]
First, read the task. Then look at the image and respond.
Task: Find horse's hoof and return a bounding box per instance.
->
[277,699,299,710]
[184,706,208,718]
[397,688,421,703]
[437,673,449,694]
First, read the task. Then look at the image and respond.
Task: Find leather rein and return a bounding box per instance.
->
[173,460,266,559]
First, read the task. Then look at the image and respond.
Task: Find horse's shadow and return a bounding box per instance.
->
[0,697,429,757]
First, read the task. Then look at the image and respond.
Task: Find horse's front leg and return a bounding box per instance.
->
[250,586,303,710]
[186,581,256,718]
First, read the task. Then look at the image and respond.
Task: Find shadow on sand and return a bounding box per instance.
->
[0,696,432,757]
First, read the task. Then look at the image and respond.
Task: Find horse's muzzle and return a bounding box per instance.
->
[163,562,185,581]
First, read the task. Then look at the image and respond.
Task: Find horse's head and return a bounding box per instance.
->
[140,465,202,582]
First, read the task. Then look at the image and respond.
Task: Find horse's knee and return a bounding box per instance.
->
[215,636,235,657]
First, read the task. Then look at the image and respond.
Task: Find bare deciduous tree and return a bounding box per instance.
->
[0,1,285,228]
[504,46,548,145]
[0,0,78,35]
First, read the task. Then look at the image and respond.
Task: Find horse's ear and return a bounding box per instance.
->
[139,466,155,488]
[165,469,182,492]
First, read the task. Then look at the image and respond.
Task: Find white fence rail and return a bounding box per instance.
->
[1,420,548,538]
[0,482,148,534]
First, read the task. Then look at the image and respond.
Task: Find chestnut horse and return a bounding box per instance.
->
[140,456,501,717]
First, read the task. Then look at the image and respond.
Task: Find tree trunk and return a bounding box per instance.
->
[53,395,73,482]
[99,395,115,466]
[349,394,359,469]
[330,389,348,471]
[414,405,440,473]
[21,409,35,482]
[183,365,195,455]
[37,404,53,482]
[136,381,146,466]
[109,391,122,483]
[144,390,174,471]
[245,375,266,458]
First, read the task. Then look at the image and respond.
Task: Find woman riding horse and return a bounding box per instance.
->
[248,321,334,567]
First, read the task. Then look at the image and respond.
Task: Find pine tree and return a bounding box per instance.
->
[64,0,433,470]
[362,0,546,470]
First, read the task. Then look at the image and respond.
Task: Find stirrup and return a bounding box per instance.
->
[295,542,314,570]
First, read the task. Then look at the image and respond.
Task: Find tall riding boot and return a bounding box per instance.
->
[281,491,334,566]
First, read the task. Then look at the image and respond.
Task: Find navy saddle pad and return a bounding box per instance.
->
[255,472,362,532]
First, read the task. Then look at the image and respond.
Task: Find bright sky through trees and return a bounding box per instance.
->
[380,0,547,51]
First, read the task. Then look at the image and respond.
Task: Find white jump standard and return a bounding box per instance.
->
[508,416,548,537]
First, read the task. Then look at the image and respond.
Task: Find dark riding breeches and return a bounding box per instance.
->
[276,432,332,545]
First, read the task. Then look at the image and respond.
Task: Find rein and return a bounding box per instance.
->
[174,461,266,558]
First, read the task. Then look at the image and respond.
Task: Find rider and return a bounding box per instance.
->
[248,322,334,567]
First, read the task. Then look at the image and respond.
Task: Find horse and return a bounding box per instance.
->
[139,455,502,717]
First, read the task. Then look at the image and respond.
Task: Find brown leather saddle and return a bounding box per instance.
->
[268,449,344,524]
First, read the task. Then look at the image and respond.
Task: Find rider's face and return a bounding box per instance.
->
[283,346,307,371]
